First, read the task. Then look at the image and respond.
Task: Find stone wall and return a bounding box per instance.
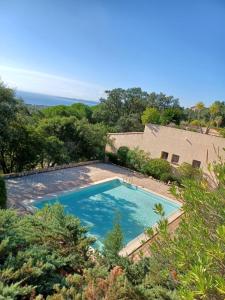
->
[106,124,225,172]
[3,160,101,179]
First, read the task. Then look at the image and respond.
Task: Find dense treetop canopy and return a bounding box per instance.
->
[0,81,225,174]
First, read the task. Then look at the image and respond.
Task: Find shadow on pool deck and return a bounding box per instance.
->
[7,165,92,208]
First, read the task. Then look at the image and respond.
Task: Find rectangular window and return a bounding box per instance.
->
[192,160,201,168]
[171,154,180,164]
[161,151,169,160]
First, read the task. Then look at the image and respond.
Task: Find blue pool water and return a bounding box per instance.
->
[34,179,180,248]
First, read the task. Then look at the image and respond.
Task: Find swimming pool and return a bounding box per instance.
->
[34,178,180,248]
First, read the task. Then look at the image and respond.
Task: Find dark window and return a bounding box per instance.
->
[171,154,180,164]
[161,151,169,160]
[192,160,201,168]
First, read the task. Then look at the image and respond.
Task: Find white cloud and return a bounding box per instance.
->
[0,65,105,101]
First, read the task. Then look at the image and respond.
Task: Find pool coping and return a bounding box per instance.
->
[119,209,183,257]
[22,176,183,256]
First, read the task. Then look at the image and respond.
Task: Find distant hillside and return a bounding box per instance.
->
[16,90,98,107]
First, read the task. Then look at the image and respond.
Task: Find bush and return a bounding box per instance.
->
[148,161,225,299]
[189,119,205,127]
[142,159,171,179]
[117,146,129,165]
[160,172,180,184]
[106,152,118,164]
[0,204,94,297]
[126,148,150,172]
[177,162,202,181]
[0,176,7,208]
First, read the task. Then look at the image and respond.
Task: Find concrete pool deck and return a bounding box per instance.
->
[6,162,183,259]
[6,162,179,209]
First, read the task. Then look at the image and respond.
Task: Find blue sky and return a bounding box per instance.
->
[0,0,224,106]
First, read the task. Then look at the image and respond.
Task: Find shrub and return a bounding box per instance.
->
[219,128,225,138]
[0,204,94,297]
[177,162,202,181]
[117,146,129,165]
[0,176,7,208]
[106,152,118,164]
[147,160,225,299]
[126,148,150,172]
[143,159,171,179]
[160,172,180,184]
[189,119,205,127]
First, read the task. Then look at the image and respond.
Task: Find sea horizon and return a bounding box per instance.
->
[16,90,99,107]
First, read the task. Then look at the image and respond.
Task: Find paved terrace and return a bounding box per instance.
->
[6,162,177,210]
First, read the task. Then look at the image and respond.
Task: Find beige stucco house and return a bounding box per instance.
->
[106,124,225,172]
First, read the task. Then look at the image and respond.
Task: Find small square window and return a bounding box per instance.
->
[192,160,201,168]
[161,151,169,160]
[171,154,180,164]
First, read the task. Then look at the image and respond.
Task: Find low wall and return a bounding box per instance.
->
[3,160,102,179]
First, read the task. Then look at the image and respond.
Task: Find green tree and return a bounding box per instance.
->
[141,107,160,125]
[0,119,42,173]
[195,101,205,118]
[147,92,180,110]
[205,102,221,134]
[39,135,69,167]
[103,214,124,266]
[160,107,184,125]
[194,102,205,133]
[117,113,144,132]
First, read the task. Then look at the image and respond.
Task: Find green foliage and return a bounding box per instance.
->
[147,164,225,299]
[142,158,171,179]
[0,204,94,297]
[106,152,119,164]
[1,163,224,299]
[189,119,205,126]
[159,172,180,184]
[0,81,109,173]
[0,176,7,209]
[219,128,225,137]
[0,281,33,299]
[177,162,203,182]
[93,88,180,131]
[0,81,40,173]
[126,148,150,172]
[110,146,179,184]
[141,107,160,125]
[103,215,124,266]
[42,103,92,121]
[160,108,184,125]
[117,146,129,165]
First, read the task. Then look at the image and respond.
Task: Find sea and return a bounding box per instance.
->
[16,90,98,107]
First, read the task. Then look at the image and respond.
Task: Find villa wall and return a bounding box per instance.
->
[106,124,225,172]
